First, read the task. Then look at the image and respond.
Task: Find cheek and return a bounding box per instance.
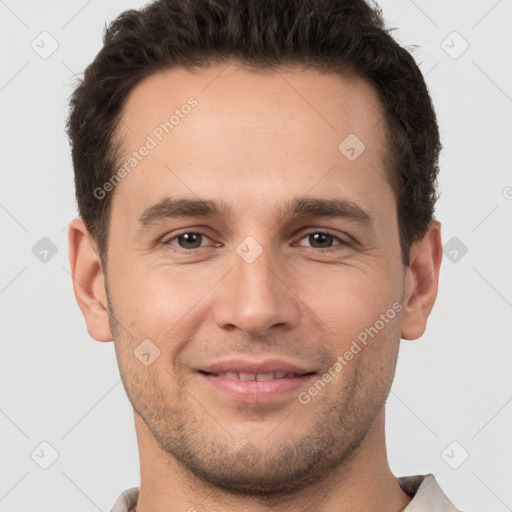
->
[299,266,398,335]
[111,263,218,340]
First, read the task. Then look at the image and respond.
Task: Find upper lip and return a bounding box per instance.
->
[198,358,315,376]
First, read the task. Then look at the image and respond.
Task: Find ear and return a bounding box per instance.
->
[401,219,443,340]
[67,218,113,342]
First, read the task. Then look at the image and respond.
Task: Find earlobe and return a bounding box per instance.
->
[401,220,443,341]
[67,218,113,342]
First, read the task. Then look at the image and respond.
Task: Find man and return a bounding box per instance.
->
[66,0,462,510]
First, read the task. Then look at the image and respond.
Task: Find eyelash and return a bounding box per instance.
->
[161,230,353,251]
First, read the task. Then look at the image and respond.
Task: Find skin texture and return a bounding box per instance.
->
[68,63,443,512]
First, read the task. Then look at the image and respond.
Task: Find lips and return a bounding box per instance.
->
[196,358,317,403]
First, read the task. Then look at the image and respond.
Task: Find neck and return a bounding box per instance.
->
[132,409,412,512]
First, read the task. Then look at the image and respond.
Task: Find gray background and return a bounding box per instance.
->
[1,0,511,510]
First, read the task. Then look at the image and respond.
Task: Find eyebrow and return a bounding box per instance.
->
[137,195,373,230]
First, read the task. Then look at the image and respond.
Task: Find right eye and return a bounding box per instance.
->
[161,231,220,251]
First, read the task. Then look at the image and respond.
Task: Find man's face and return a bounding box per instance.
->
[105,64,407,493]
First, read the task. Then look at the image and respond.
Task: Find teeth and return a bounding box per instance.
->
[256,373,274,381]
[238,372,256,381]
[216,372,298,380]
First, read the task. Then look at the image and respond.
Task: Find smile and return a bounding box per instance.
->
[197,370,316,403]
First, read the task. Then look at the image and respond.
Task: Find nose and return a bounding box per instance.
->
[212,242,300,337]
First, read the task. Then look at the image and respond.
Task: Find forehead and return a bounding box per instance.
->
[119,63,387,151]
[111,63,393,225]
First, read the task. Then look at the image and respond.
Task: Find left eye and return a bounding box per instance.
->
[295,231,350,249]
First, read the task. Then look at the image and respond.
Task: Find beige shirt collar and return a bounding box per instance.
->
[399,474,462,511]
[111,474,462,512]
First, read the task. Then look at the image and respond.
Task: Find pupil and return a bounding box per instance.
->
[180,233,201,249]
[311,233,332,248]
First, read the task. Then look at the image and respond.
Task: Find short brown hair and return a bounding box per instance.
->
[66,0,442,268]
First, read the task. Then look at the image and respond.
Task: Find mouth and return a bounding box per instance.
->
[196,362,317,403]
